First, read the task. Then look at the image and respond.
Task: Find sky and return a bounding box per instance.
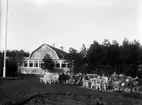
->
[0,0,142,53]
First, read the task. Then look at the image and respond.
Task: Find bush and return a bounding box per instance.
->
[0,59,18,77]
[41,54,54,70]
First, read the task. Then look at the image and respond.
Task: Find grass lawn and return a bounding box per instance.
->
[0,75,142,105]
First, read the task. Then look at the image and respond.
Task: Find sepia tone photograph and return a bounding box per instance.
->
[0,0,142,105]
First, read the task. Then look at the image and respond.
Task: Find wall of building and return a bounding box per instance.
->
[18,59,72,74]
[30,45,58,59]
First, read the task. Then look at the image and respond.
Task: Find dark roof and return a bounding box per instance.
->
[29,44,67,59]
[47,44,67,59]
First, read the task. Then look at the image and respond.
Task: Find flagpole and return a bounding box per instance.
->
[3,0,8,78]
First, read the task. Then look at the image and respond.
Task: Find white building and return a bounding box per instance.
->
[17,44,73,74]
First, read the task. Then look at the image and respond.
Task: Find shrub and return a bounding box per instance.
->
[41,54,54,71]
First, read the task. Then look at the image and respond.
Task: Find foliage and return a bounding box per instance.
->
[69,47,78,53]
[81,38,142,76]
[87,40,103,65]
[65,38,142,75]
[65,48,86,73]
[0,50,30,77]
[80,44,87,57]
[41,54,55,70]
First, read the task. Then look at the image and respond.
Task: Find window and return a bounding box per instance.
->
[34,61,38,67]
[66,64,69,68]
[29,61,33,67]
[24,61,28,67]
[39,61,43,67]
[56,64,60,68]
[62,64,66,68]
[18,61,23,67]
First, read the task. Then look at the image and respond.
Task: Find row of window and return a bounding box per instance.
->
[19,61,46,68]
[55,63,69,68]
[18,61,69,68]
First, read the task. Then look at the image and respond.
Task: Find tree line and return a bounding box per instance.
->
[65,38,142,77]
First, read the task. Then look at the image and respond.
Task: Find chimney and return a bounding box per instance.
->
[60,46,64,51]
[53,44,55,47]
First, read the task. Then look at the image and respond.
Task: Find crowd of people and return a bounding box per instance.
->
[38,71,142,93]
